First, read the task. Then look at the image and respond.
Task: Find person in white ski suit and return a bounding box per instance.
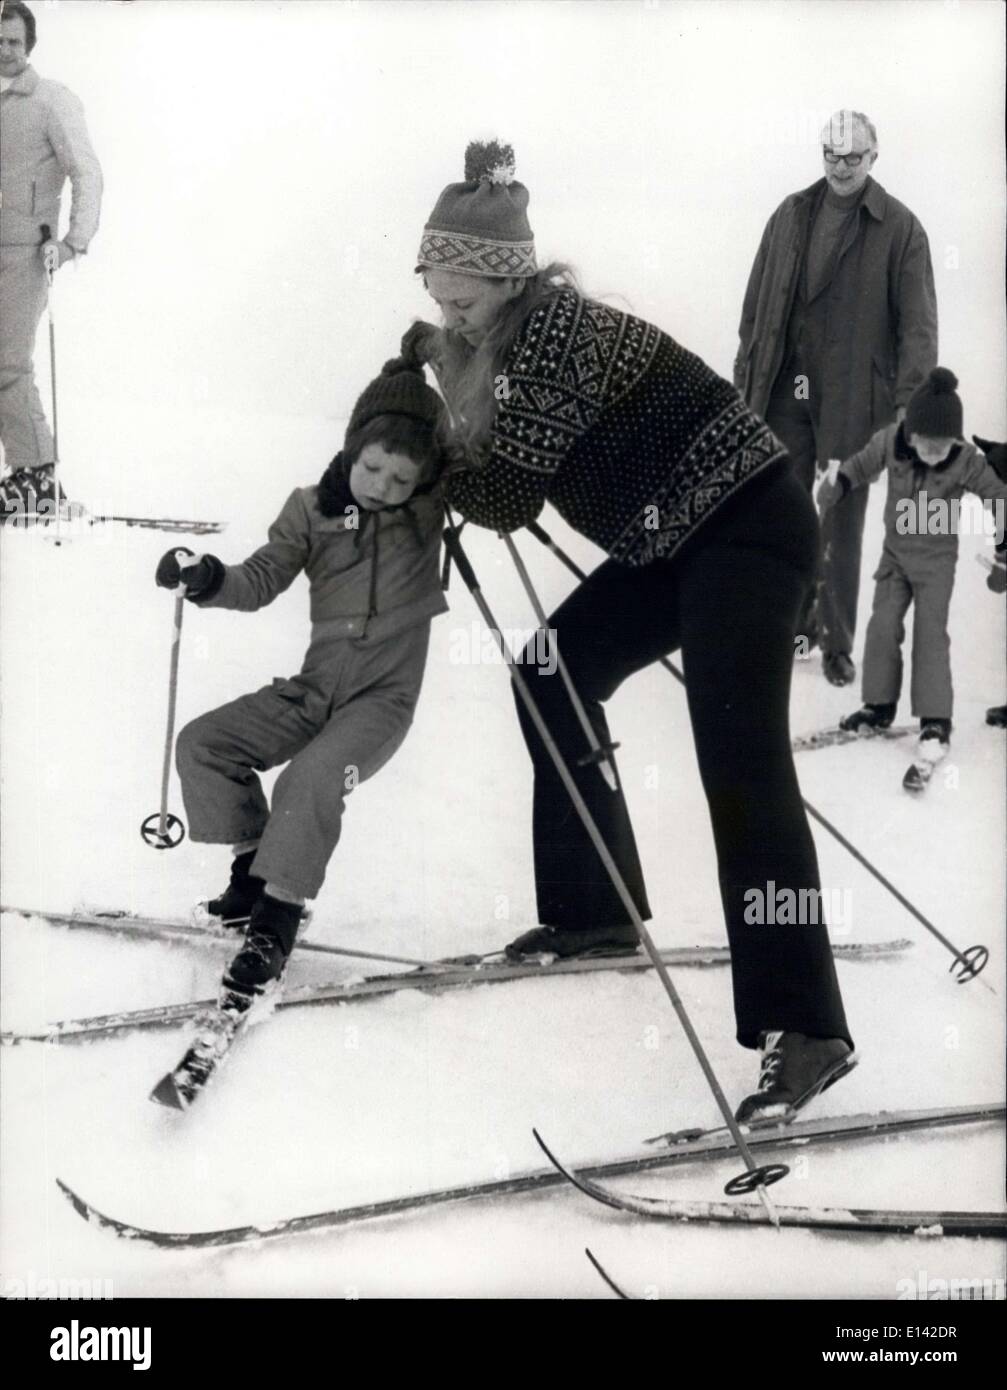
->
[0,2,102,512]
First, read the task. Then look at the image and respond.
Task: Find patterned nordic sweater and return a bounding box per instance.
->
[446,289,788,565]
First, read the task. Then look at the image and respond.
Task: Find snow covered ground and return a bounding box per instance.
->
[1,395,1004,1299]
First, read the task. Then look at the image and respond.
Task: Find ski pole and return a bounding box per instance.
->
[500,532,620,791]
[443,522,788,1218]
[39,224,62,545]
[524,519,991,986]
[140,573,189,849]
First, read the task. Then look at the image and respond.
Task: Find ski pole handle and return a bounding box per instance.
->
[176,550,203,592]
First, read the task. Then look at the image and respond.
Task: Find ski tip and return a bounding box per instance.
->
[149,1074,187,1110]
[585,1247,632,1300]
[55,1177,93,1221]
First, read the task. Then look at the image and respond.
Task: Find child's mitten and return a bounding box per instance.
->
[155,547,223,597]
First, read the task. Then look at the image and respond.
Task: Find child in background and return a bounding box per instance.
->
[817,369,1007,760]
[155,357,447,994]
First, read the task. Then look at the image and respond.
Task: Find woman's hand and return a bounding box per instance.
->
[401,321,439,370]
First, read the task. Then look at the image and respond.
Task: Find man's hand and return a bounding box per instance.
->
[41,239,75,274]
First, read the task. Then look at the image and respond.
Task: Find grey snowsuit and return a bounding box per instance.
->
[837,425,1007,719]
[176,484,447,899]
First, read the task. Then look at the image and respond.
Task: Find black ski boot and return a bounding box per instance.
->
[919,717,952,751]
[838,701,896,733]
[986,705,1007,728]
[504,923,640,962]
[224,893,303,993]
[735,1031,858,1124]
[0,463,71,523]
[205,850,264,928]
[822,651,856,686]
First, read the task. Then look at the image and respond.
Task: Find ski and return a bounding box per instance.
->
[4,510,224,535]
[54,1101,1004,1249]
[901,750,945,795]
[792,725,914,753]
[532,1129,1006,1237]
[100,514,224,535]
[902,741,948,795]
[1,936,914,1047]
[0,904,421,967]
[149,979,275,1110]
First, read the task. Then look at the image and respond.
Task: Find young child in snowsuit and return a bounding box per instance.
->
[155,357,447,992]
[817,369,1007,758]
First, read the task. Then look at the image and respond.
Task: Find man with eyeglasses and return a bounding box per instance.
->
[735,109,937,686]
[0,1,102,520]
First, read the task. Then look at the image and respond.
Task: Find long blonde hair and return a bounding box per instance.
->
[428,263,579,463]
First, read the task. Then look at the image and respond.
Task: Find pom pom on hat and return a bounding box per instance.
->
[905,366,963,440]
[416,138,536,278]
[347,357,443,439]
[464,140,516,186]
[926,367,959,394]
[380,355,421,377]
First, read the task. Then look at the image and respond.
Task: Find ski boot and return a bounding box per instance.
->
[838,701,896,734]
[903,717,952,793]
[504,923,640,963]
[198,850,265,930]
[822,651,856,687]
[735,1031,858,1124]
[224,893,303,994]
[985,705,1007,729]
[0,463,73,524]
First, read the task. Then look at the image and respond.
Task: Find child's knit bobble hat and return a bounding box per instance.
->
[416,140,537,278]
[347,356,443,438]
[905,368,963,439]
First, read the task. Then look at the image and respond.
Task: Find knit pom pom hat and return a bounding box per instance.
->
[416,140,537,278]
[347,355,443,439]
[905,367,963,439]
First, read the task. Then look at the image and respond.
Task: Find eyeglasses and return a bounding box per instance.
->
[823,149,871,167]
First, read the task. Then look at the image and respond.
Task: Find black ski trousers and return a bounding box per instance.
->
[513,463,852,1049]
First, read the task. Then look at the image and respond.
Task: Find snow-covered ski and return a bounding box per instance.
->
[54,1101,1004,1248]
[1,937,914,1047]
[5,509,223,535]
[149,979,276,1110]
[792,725,914,753]
[0,904,418,967]
[902,739,949,795]
[532,1129,1006,1238]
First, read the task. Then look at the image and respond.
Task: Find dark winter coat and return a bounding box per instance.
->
[734,178,937,462]
[446,289,788,566]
